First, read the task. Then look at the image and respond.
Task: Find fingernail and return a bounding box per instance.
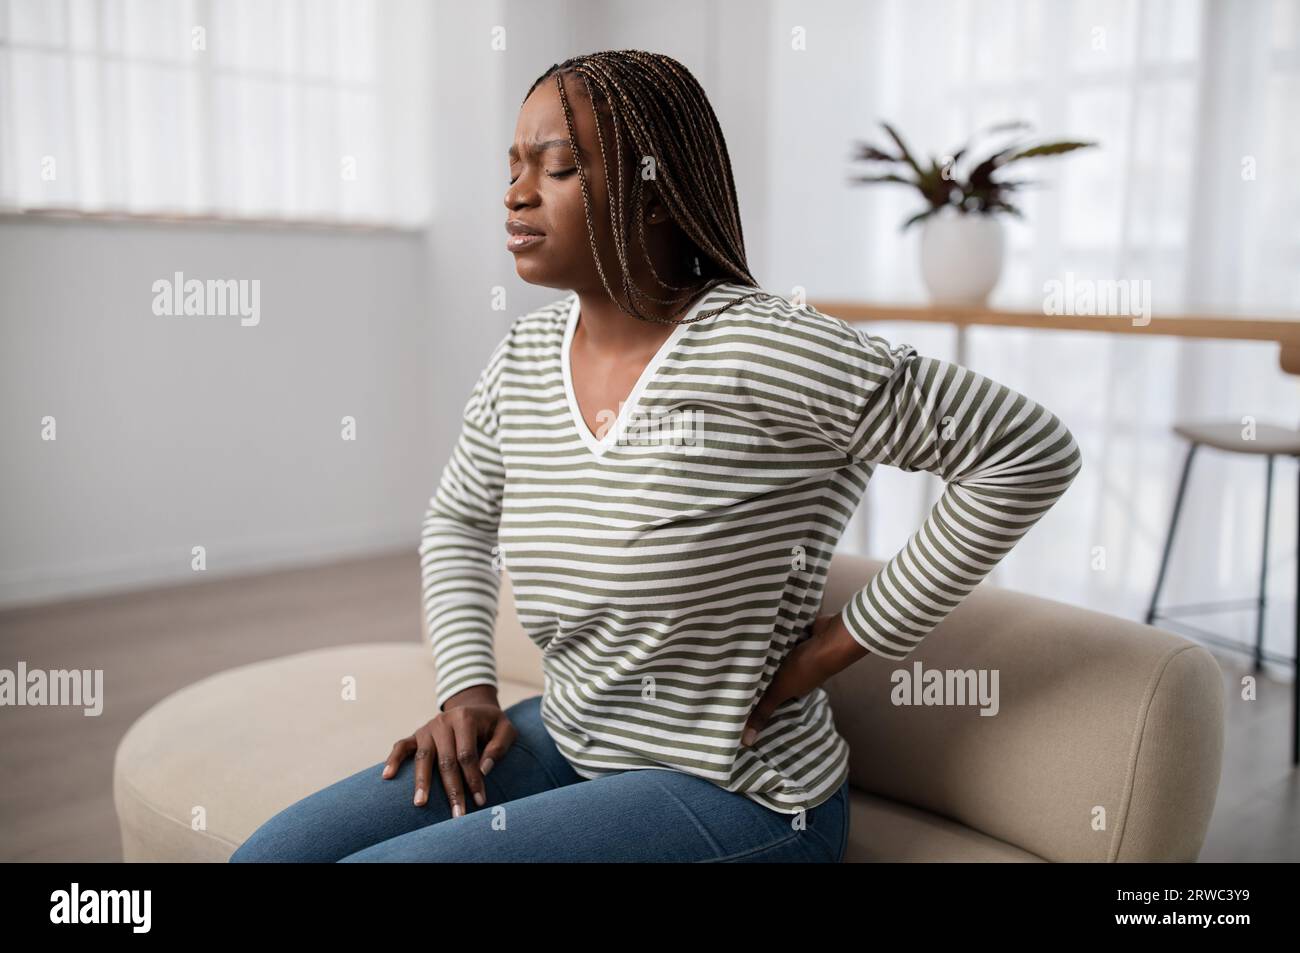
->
[474,790,486,807]
[414,787,424,806]
[381,766,390,778]
[741,728,757,746]
[481,757,494,775]
[453,803,464,818]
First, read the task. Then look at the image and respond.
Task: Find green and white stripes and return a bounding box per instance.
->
[421,281,1082,814]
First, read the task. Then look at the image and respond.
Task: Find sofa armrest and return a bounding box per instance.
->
[820,553,1224,862]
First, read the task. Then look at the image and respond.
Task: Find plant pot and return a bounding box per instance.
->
[918,210,1005,307]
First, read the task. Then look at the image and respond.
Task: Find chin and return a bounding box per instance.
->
[512,261,569,291]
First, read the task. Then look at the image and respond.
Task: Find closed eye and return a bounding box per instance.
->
[509,168,577,185]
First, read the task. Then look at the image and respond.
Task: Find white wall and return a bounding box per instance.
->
[0,218,432,607]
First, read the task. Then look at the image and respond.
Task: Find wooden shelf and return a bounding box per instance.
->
[808,299,1300,377]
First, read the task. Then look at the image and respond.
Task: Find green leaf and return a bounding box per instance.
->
[880,121,925,179]
[847,173,919,185]
[987,200,1024,218]
[1001,140,1097,163]
[948,121,1034,170]
[849,140,901,163]
[900,206,940,232]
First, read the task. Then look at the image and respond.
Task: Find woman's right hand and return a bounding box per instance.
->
[381,689,518,816]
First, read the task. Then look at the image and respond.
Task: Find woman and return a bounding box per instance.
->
[230,50,1081,863]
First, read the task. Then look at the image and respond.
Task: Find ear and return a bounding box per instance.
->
[643,186,671,225]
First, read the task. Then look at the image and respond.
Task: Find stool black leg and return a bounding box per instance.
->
[1256,455,1274,672]
[1147,441,1199,627]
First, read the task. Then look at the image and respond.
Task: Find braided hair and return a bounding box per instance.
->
[524,50,775,325]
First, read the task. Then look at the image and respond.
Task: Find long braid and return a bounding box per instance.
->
[524,51,778,325]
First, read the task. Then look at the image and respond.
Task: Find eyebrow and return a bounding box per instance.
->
[507,138,580,162]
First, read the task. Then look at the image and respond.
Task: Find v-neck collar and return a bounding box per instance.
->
[560,282,739,459]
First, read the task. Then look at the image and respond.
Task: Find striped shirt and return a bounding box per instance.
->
[420,280,1082,814]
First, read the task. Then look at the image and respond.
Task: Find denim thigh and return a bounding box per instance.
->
[229,694,580,862]
[339,766,851,863]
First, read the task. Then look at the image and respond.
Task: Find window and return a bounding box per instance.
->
[0,0,431,227]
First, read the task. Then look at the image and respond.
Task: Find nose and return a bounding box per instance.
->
[504,175,536,212]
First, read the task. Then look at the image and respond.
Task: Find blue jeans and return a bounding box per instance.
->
[229,693,850,862]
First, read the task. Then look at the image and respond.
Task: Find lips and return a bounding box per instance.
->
[506,219,546,253]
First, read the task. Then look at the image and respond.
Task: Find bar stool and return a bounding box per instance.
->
[1145,420,1300,765]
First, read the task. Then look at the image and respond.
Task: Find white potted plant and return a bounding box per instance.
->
[848,121,1097,307]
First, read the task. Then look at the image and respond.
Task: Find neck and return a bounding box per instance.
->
[572,279,715,354]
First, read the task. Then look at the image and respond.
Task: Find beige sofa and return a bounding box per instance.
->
[113,553,1224,862]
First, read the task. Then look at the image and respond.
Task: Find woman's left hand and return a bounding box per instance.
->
[741,611,869,747]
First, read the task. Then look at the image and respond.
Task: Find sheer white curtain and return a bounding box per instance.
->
[0,0,431,225]
[764,0,1300,664]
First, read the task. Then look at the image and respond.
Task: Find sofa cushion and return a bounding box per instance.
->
[113,643,542,862]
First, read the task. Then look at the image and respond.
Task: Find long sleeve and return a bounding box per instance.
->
[420,345,508,711]
[823,328,1083,660]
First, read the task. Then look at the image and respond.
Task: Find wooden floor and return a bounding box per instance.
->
[0,551,422,862]
[0,551,1295,862]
